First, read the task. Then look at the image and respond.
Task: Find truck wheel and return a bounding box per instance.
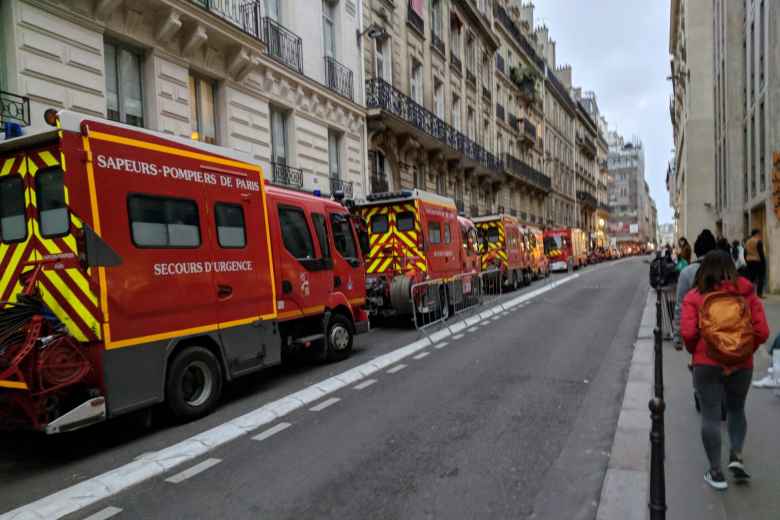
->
[324,313,354,362]
[165,346,223,421]
[512,271,519,291]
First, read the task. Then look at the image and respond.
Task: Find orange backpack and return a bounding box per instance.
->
[699,291,754,369]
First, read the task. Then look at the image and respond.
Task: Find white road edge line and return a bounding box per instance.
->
[386,364,407,374]
[251,422,291,442]
[82,507,123,520]
[353,379,377,390]
[433,342,449,349]
[413,352,430,360]
[1,272,581,520]
[164,458,221,484]
[309,397,340,412]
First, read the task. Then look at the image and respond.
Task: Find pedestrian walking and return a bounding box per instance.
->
[677,237,692,272]
[745,229,766,298]
[732,240,747,277]
[673,229,717,348]
[680,251,770,490]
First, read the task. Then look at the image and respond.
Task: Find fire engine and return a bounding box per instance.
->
[544,227,588,271]
[0,111,368,433]
[523,225,550,279]
[474,214,533,289]
[357,190,472,318]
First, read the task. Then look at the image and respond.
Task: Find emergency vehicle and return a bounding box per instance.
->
[357,190,471,318]
[544,227,588,271]
[523,225,549,279]
[458,216,482,275]
[0,111,368,433]
[474,214,533,289]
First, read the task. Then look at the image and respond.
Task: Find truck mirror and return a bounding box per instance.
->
[84,224,122,267]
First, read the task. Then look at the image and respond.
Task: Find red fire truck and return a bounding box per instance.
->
[474,214,533,289]
[358,190,473,318]
[458,216,482,275]
[544,227,588,272]
[523,225,549,279]
[0,111,368,433]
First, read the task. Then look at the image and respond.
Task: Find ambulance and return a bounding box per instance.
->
[473,214,533,289]
[544,227,588,271]
[358,190,471,318]
[0,111,368,433]
[523,225,549,279]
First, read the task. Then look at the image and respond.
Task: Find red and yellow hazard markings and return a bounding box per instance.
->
[361,203,428,275]
[0,150,101,343]
[478,221,508,271]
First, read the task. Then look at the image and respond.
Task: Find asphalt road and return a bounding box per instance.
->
[1,257,648,519]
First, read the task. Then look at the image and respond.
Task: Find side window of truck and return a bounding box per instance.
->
[428,222,441,244]
[215,203,246,248]
[36,167,69,237]
[443,223,451,244]
[278,206,314,259]
[396,212,414,232]
[128,195,200,247]
[311,213,331,259]
[0,175,27,243]
[330,213,358,259]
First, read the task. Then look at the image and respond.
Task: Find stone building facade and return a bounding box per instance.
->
[608,132,655,247]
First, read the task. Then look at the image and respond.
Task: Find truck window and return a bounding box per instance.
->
[36,167,69,237]
[396,212,414,232]
[371,214,388,233]
[443,223,451,244]
[311,213,331,259]
[428,222,441,244]
[469,228,480,255]
[461,226,469,251]
[486,227,500,243]
[331,213,358,259]
[215,203,246,248]
[278,206,314,259]
[0,176,27,242]
[128,195,201,247]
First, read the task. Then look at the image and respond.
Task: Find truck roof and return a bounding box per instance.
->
[266,184,348,211]
[359,189,455,209]
[472,214,519,224]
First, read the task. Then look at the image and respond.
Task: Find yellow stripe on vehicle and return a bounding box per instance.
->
[38,151,59,167]
[0,380,28,390]
[0,158,13,176]
[378,257,393,273]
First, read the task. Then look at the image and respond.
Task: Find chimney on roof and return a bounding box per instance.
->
[556,65,572,89]
[519,2,534,28]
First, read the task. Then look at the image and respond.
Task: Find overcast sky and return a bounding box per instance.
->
[533,0,674,224]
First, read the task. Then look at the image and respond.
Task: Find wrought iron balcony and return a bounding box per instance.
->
[264,17,303,74]
[407,0,424,34]
[330,176,353,197]
[520,118,536,145]
[432,32,445,55]
[577,134,598,159]
[508,114,519,131]
[272,161,303,188]
[450,52,462,74]
[494,5,546,71]
[365,78,501,173]
[0,91,31,127]
[496,53,505,74]
[324,56,354,101]
[370,174,389,194]
[496,103,505,121]
[502,153,552,192]
[577,190,598,208]
[191,0,265,40]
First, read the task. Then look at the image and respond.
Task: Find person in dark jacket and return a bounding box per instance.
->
[680,251,770,490]
[745,229,766,298]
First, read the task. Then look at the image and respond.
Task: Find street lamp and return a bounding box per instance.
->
[356,23,387,47]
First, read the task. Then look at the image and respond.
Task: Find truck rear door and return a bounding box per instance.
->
[363,205,396,276]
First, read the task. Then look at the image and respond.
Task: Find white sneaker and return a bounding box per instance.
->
[752,375,780,388]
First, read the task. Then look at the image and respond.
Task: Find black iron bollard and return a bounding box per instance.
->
[653,288,664,400]
[648,397,667,519]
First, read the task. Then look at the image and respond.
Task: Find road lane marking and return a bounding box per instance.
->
[252,422,291,442]
[83,507,123,520]
[413,352,430,360]
[309,397,341,412]
[433,342,449,349]
[467,327,479,332]
[387,364,407,374]
[3,272,583,520]
[354,379,377,390]
[165,458,221,484]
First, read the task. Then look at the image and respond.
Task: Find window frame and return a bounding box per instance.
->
[277,204,316,260]
[396,211,415,232]
[104,40,145,128]
[330,212,359,261]
[311,212,332,260]
[0,174,28,244]
[328,129,341,180]
[370,213,389,234]
[127,193,202,249]
[35,166,70,239]
[189,72,217,144]
[270,105,289,165]
[428,221,442,244]
[214,202,247,249]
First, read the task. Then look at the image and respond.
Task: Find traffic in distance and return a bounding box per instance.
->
[0,111,640,434]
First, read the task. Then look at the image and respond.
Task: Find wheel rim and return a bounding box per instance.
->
[330,324,350,351]
[181,360,213,407]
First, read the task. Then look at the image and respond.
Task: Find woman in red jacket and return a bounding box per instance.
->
[680,250,769,490]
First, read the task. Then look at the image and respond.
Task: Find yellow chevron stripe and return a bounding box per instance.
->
[367,257,382,273]
[378,257,393,273]
[36,235,98,308]
[38,151,58,167]
[41,269,96,341]
[0,158,13,176]
[0,243,28,298]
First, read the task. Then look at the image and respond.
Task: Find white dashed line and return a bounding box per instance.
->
[309,397,341,412]
[252,422,292,442]
[165,458,221,484]
[452,334,465,340]
[413,352,430,360]
[387,364,407,374]
[354,379,378,390]
[83,506,123,520]
[433,342,449,349]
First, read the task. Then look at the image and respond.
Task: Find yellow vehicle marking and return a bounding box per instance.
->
[38,151,59,167]
[0,158,13,176]
[0,380,28,390]
[349,297,366,305]
[36,236,99,308]
[378,257,393,273]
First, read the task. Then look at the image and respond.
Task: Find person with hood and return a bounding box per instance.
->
[673,229,717,348]
[680,250,769,490]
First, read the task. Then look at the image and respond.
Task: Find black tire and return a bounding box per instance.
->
[165,346,223,421]
[324,313,354,362]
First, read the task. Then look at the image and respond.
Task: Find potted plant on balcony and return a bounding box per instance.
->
[509,65,539,103]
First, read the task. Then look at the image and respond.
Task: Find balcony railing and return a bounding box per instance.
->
[466,70,477,86]
[407,0,424,34]
[324,56,354,101]
[469,204,479,217]
[520,118,536,145]
[508,114,519,131]
[0,91,31,127]
[366,78,501,173]
[502,153,552,192]
[370,174,389,194]
[496,53,505,74]
[330,176,353,197]
[450,52,462,74]
[272,161,303,188]
[494,5,546,71]
[496,103,505,121]
[432,32,445,55]
[577,134,598,159]
[577,190,598,208]
[264,17,303,74]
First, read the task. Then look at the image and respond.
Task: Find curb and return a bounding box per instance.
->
[596,289,654,520]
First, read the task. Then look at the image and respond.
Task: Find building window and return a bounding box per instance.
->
[467,107,475,140]
[759,102,766,191]
[434,79,444,119]
[451,21,461,58]
[452,95,461,130]
[465,33,476,72]
[410,59,423,104]
[270,106,289,165]
[322,0,336,59]
[189,74,216,144]
[328,129,341,179]
[266,0,280,21]
[104,42,144,127]
[431,0,442,38]
[375,38,391,81]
